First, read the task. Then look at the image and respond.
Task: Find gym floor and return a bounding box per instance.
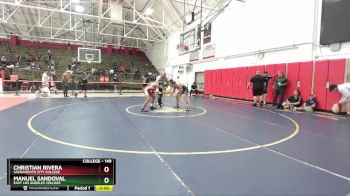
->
[0,95,349,195]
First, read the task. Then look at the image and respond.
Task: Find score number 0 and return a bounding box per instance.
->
[103,166,110,184]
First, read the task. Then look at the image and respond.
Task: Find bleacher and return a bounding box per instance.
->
[0,43,158,84]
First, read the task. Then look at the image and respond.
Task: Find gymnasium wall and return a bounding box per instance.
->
[146,0,350,92]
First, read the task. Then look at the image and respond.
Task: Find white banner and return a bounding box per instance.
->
[202,43,216,59]
[190,50,200,62]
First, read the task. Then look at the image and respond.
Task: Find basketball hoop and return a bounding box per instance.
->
[177,44,189,54]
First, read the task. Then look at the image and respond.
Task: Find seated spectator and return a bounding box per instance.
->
[1,56,6,65]
[36,54,43,61]
[7,63,14,75]
[49,71,58,94]
[118,65,126,72]
[296,94,318,112]
[26,53,33,62]
[31,62,40,70]
[282,90,302,111]
[91,67,97,75]
[109,68,114,77]
[190,82,198,96]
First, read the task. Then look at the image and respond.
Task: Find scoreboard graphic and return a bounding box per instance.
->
[7,158,116,191]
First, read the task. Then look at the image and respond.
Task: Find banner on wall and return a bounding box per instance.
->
[202,43,216,59]
[190,50,200,62]
[203,22,212,44]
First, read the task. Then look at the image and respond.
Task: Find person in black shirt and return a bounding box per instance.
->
[296,94,318,112]
[262,71,275,106]
[77,70,90,98]
[247,71,266,107]
[282,90,302,111]
[190,82,198,96]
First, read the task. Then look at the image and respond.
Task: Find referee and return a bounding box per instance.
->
[155,72,167,108]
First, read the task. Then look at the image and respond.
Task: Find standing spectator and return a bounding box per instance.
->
[62,65,73,97]
[41,70,50,97]
[68,42,71,52]
[16,54,21,64]
[273,71,289,108]
[134,68,140,80]
[112,73,119,92]
[16,54,21,66]
[71,63,77,72]
[6,46,11,54]
[77,70,90,98]
[71,56,77,63]
[48,50,52,63]
[142,73,147,88]
[247,70,266,107]
[26,53,33,67]
[49,71,58,94]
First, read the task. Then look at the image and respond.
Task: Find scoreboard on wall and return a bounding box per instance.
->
[7,158,116,191]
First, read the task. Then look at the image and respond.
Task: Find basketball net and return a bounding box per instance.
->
[177,44,189,53]
[86,57,93,64]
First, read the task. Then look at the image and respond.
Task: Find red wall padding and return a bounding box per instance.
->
[233,67,248,99]
[314,60,329,110]
[220,69,228,97]
[227,68,235,98]
[204,70,213,95]
[246,65,265,100]
[298,61,313,103]
[202,59,345,111]
[213,70,222,96]
[265,64,277,103]
[286,62,300,99]
[204,70,209,94]
[314,59,345,110]
[325,59,345,110]
[275,63,287,75]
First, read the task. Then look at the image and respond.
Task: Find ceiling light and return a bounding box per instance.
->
[145,8,154,16]
[74,4,84,13]
[71,0,80,3]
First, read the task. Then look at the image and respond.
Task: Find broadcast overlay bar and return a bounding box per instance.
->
[7,158,116,191]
